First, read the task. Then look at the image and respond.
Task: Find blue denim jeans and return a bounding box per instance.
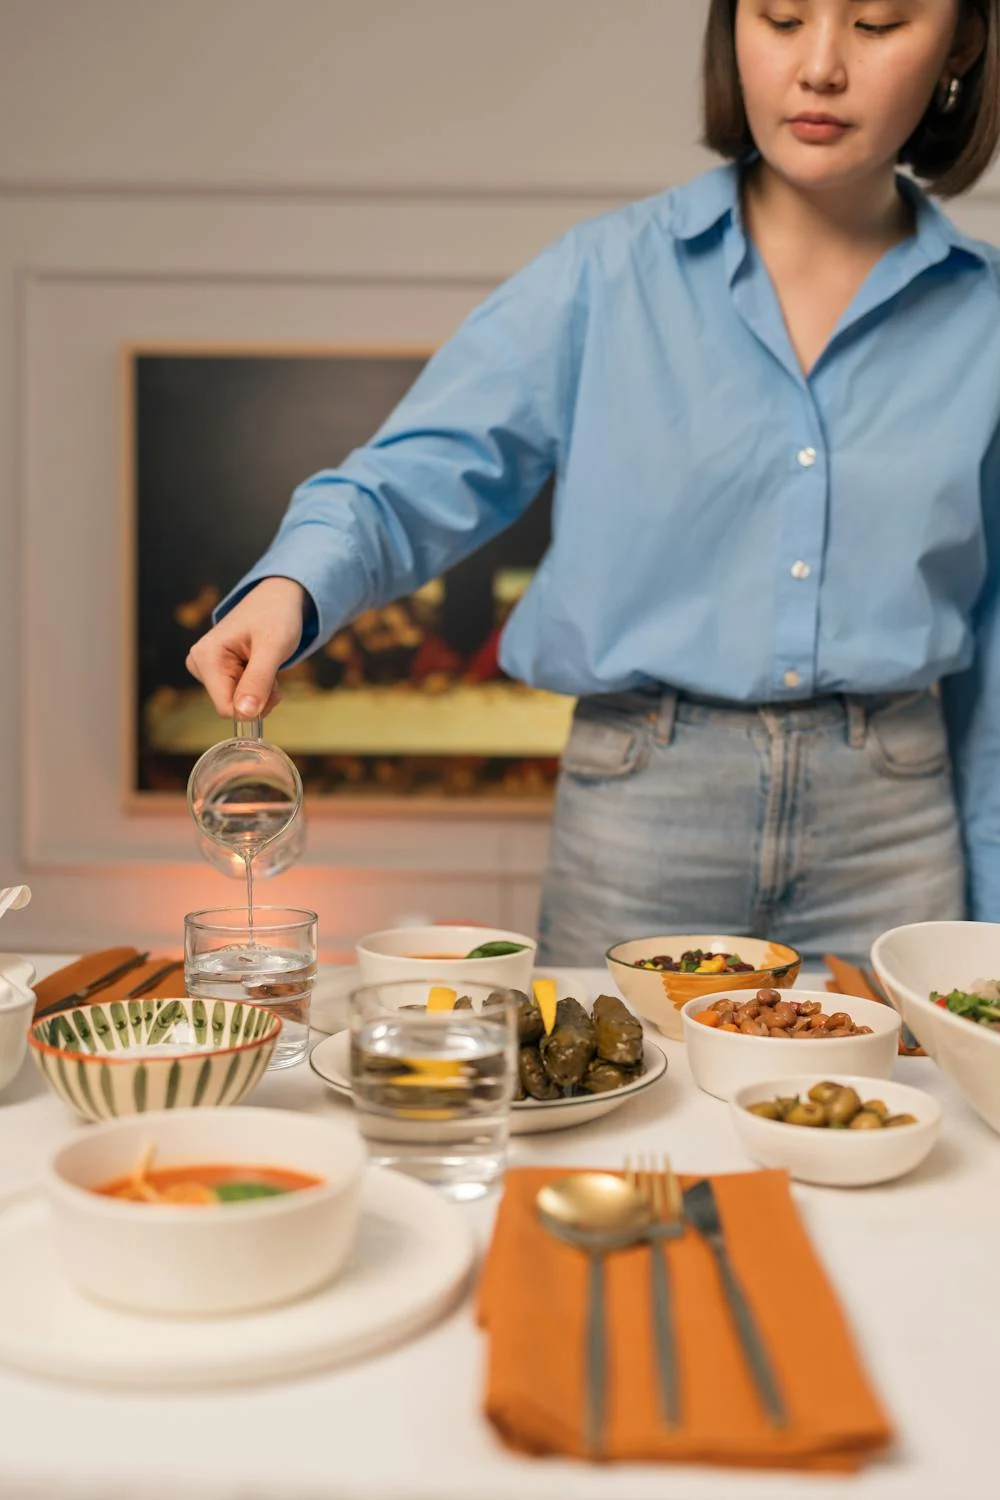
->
[537,687,965,968]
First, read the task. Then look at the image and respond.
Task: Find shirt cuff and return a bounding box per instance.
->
[212,538,367,666]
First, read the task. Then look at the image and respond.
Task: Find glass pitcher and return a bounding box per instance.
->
[187,717,304,889]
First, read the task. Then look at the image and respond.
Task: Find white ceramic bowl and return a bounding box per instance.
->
[355,925,536,993]
[0,957,36,1094]
[48,1107,366,1315]
[680,989,900,1100]
[872,920,1000,1134]
[730,1074,941,1187]
[606,934,801,1040]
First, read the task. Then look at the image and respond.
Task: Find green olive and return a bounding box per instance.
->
[862,1099,889,1120]
[884,1113,918,1128]
[848,1110,884,1130]
[807,1081,842,1105]
[825,1086,863,1125]
[747,1100,784,1120]
[785,1101,827,1127]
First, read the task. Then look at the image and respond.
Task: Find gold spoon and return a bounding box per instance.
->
[536,1174,653,1457]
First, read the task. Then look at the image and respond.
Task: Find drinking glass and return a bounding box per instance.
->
[348,980,518,1200]
[184,907,317,1070]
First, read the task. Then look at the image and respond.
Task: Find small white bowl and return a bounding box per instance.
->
[48,1107,366,1316]
[356,925,536,993]
[681,989,900,1100]
[730,1074,941,1187]
[0,958,36,1094]
[872,920,1000,1135]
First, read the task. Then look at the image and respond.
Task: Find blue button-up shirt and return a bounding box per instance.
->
[219,164,1000,917]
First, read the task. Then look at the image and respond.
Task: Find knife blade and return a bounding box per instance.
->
[33,951,151,1021]
[682,1178,788,1427]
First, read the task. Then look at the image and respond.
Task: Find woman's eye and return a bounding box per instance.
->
[856,21,903,35]
[766,16,800,30]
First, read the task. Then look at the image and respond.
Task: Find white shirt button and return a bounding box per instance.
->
[784,669,802,689]
[791,560,811,580]
[797,447,817,468]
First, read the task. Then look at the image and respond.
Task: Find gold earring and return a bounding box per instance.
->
[940,76,962,115]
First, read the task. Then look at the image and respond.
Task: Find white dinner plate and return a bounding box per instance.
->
[0,1168,473,1389]
[309,1028,667,1135]
[309,965,583,1036]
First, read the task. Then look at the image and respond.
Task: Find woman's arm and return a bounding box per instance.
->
[189,233,583,716]
[942,434,1000,920]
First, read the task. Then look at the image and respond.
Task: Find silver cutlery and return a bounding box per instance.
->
[33,951,151,1021]
[536,1173,653,1457]
[682,1178,788,1427]
[625,1154,685,1427]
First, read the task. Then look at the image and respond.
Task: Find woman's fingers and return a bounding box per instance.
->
[185,578,307,719]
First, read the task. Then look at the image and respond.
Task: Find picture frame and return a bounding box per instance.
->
[121,345,572,815]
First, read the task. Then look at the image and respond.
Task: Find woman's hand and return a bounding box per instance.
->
[185,577,308,718]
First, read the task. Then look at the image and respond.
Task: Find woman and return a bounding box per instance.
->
[187,1,1000,966]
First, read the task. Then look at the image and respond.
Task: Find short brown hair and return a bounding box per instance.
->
[702,0,1000,196]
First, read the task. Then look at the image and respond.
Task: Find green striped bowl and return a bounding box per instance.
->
[28,998,282,1122]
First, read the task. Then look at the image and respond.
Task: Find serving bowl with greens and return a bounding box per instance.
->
[872,920,1000,1134]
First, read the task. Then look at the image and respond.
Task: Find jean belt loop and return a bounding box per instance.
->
[652,685,678,747]
[844,696,867,750]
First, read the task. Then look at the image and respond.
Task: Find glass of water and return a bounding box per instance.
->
[348,980,518,1201]
[184,907,318,1070]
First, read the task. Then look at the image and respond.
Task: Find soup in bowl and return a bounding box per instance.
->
[48,1106,366,1315]
[355,925,536,993]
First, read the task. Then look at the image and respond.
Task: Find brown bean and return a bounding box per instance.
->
[800,1001,821,1016]
[825,1012,852,1030]
[772,1002,796,1027]
[756,988,781,1003]
[769,1026,791,1037]
[739,1016,769,1036]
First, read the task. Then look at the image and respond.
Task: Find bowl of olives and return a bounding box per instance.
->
[729,1075,941,1186]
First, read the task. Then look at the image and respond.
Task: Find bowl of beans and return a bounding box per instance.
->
[680,988,901,1100]
[605,935,801,1040]
[729,1074,941,1186]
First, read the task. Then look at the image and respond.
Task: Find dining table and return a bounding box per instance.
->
[0,955,997,1500]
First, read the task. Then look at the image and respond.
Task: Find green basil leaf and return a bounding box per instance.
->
[213,1182,288,1202]
[464,941,529,959]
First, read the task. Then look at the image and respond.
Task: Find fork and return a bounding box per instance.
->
[624,1154,685,1427]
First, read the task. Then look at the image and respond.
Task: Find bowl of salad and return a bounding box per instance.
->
[871,920,1000,1134]
[606,934,801,1040]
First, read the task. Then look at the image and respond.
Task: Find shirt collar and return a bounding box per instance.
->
[667,160,994,270]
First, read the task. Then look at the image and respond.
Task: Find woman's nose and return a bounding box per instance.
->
[797,24,849,93]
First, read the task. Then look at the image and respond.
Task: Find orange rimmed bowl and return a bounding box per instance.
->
[605,934,802,1040]
[28,996,281,1122]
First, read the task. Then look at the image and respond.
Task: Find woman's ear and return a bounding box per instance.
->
[948,5,987,80]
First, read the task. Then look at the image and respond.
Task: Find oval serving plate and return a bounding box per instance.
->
[309,1029,667,1136]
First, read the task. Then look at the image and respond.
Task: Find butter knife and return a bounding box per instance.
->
[33,951,151,1021]
[683,1178,788,1427]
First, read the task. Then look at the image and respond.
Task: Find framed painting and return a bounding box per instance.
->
[124,348,573,809]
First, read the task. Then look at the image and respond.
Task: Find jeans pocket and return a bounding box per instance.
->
[561,706,650,783]
[865,692,949,780]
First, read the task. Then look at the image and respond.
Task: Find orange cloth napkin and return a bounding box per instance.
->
[823,954,924,1057]
[31,948,186,1019]
[479,1167,894,1471]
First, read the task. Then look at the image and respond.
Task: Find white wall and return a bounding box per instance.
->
[2,1,999,957]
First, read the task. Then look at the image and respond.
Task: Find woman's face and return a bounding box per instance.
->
[735,1,977,192]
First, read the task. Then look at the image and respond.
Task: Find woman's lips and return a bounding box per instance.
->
[788,117,852,144]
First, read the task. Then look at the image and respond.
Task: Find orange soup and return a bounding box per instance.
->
[97,1163,323,1206]
[405,952,465,960]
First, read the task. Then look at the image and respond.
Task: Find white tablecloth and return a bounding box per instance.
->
[0,959,996,1500]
